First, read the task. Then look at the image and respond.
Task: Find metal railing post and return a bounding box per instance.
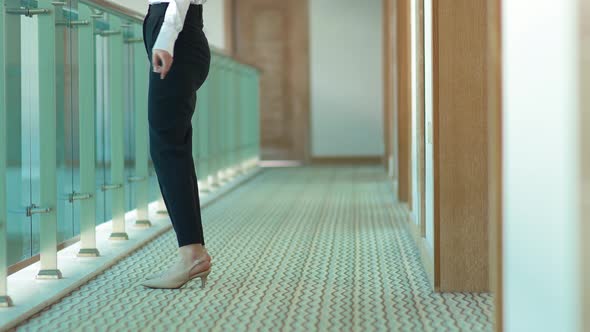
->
[106,15,128,240]
[208,55,223,186]
[36,0,62,280]
[77,3,100,257]
[196,78,210,193]
[131,24,151,227]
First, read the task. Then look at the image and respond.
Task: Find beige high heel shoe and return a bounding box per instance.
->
[144,255,213,280]
[141,258,212,289]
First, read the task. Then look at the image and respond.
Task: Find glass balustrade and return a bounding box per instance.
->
[0,0,260,306]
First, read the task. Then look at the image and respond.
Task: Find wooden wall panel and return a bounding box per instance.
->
[288,1,311,162]
[397,0,412,204]
[234,0,310,161]
[252,10,287,146]
[224,0,235,54]
[434,0,489,292]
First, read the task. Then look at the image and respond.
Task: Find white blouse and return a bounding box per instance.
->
[148,0,208,57]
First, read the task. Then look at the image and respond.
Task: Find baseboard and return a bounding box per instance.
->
[400,203,435,291]
[0,166,264,331]
[309,156,383,165]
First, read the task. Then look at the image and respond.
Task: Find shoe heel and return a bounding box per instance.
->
[200,275,208,289]
[195,269,211,289]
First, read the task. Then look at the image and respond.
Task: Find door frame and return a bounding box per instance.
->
[415,0,426,237]
[487,0,503,330]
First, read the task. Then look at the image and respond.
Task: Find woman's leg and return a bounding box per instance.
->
[143,4,211,282]
[148,85,205,248]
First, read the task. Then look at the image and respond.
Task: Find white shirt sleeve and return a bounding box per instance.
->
[152,0,192,57]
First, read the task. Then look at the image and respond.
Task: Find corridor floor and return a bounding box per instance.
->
[13,166,493,332]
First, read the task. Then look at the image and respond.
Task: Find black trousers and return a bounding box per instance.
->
[143,3,211,247]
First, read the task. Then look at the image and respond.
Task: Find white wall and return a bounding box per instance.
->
[202,0,226,50]
[309,0,385,157]
[114,0,147,15]
[114,0,226,50]
[502,1,581,331]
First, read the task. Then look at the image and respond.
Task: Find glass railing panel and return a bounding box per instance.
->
[253,69,261,159]
[207,54,220,181]
[56,0,77,244]
[130,22,150,224]
[1,0,261,281]
[232,62,242,168]
[222,56,230,177]
[220,57,229,174]
[5,0,33,265]
[23,0,40,259]
[240,66,251,163]
[226,60,237,173]
[243,67,250,161]
[250,68,258,160]
[238,65,249,166]
[195,73,210,183]
[123,18,135,213]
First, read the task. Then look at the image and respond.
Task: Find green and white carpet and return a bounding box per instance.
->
[14,166,493,331]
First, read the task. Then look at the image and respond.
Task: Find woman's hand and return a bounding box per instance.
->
[152,49,173,80]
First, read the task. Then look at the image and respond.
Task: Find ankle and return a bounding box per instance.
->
[178,244,209,262]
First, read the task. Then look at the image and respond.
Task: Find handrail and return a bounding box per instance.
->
[209,45,264,72]
[80,0,145,23]
[80,0,262,72]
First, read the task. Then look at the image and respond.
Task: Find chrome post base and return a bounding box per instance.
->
[36,269,63,280]
[108,232,129,241]
[134,219,152,227]
[77,248,100,257]
[0,296,13,307]
[198,180,211,193]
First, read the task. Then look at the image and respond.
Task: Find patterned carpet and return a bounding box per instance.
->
[13,166,493,332]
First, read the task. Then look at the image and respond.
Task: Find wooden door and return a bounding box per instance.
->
[232,0,310,161]
[433,0,489,292]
